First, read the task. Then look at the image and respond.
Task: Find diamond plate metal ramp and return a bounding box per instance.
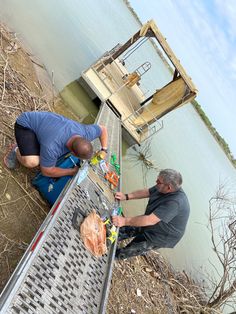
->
[0,103,121,314]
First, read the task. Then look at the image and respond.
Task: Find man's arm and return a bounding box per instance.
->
[115,189,150,201]
[112,213,160,227]
[40,166,78,177]
[99,125,108,149]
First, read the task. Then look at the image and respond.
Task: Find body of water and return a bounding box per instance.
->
[1,0,236,303]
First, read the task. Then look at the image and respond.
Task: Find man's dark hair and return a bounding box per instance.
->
[159,169,182,191]
[71,137,93,160]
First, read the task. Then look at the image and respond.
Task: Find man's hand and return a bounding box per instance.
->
[115,192,126,201]
[112,215,126,227]
[97,150,107,160]
[71,166,79,176]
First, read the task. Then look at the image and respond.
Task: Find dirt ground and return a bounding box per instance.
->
[0,24,50,293]
[0,24,215,314]
[0,24,79,293]
[107,252,211,314]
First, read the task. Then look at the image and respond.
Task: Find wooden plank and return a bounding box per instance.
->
[147,20,197,93]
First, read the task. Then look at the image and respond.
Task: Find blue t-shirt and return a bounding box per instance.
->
[142,186,190,247]
[17,112,101,167]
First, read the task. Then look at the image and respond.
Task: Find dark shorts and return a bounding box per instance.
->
[116,226,161,260]
[14,122,40,156]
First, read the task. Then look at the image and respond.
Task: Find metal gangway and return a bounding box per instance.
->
[0,103,121,314]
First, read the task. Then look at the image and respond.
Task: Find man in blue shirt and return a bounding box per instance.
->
[112,169,190,259]
[4,111,108,177]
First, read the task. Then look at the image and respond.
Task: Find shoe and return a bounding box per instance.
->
[4,143,19,169]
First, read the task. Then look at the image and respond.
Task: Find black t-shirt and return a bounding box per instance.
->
[142,186,190,247]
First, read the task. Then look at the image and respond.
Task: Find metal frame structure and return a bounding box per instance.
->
[81,20,197,146]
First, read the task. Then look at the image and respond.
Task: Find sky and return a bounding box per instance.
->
[129,0,236,157]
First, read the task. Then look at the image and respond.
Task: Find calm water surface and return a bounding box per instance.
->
[1,0,236,295]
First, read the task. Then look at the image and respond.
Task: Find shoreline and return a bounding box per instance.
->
[124,0,236,166]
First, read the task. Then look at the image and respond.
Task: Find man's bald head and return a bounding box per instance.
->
[71,137,93,160]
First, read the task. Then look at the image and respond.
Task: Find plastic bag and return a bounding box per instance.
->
[80,210,107,257]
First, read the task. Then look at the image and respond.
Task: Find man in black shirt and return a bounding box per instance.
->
[112,169,190,259]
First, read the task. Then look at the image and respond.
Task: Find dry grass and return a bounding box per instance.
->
[0,24,51,292]
[107,251,221,314]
